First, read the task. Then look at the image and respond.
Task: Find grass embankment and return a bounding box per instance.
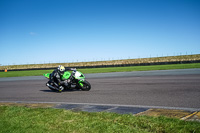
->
[81,63,200,73]
[0,63,200,78]
[0,70,53,78]
[1,54,200,70]
[0,106,199,133]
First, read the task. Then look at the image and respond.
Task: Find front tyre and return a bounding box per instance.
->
[79,80,91,91]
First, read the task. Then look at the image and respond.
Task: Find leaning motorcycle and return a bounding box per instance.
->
[43,69,91,92]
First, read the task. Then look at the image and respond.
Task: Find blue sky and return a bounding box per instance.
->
[0,0,200,66]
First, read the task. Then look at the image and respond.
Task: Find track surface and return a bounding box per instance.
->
[0,69,200,109]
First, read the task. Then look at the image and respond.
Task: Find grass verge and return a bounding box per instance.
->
[80,63,200,74]
[0,106,199,133]
[0,70,53,78]
[0,63,200,78]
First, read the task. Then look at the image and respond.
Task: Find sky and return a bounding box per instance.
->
[0,0,200,66]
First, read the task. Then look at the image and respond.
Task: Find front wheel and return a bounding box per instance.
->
[78,80,91,91]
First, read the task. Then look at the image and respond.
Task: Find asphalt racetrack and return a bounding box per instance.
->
[0,69,200,110]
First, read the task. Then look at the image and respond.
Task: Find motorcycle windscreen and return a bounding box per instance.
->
[75,71,85,79]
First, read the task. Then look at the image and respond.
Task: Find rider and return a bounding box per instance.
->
[47,65,75,91]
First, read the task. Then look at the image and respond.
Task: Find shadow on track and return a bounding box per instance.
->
[40,89,81,93]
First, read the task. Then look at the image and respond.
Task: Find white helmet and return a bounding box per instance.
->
[58,65,65,75]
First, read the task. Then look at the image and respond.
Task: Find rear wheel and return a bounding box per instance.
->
[79,80,91,91]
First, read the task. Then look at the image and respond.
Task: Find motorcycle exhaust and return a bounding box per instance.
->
[46,83,59,90]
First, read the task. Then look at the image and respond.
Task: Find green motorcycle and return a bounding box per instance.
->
[43,69,91,92]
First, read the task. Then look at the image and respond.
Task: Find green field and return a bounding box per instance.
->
[0,63,200,78]
[0,106,199,133]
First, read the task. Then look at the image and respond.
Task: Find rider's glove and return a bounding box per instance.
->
[71,68,76,71]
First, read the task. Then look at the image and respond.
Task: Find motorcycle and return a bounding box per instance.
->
[43,69,91,92]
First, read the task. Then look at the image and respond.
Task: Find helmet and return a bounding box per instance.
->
[57,65,65,75]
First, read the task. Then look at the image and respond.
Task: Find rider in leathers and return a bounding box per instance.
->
[48,65,75,91]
